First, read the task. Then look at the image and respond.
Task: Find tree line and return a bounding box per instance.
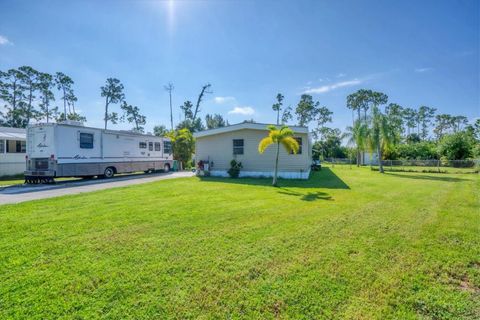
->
[0,66,147,132]
[156,86,478,169]
[257,90,478,170]
[2,67,477,168]
[0,67,84,127]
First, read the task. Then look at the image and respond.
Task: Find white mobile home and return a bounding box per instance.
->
[194,123,312,179]
[25,122,173,182]
[0,127,27,177]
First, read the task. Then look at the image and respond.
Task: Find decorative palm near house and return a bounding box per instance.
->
[258,125,300,186]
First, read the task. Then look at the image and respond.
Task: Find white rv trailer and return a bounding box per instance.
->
[25,122,174,183]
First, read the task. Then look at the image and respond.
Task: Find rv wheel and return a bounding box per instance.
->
[103,167,115,178]
[163,164,170,173]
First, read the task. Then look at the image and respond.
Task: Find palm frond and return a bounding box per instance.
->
[267,125,278,132]
[258,136,274,154]
[281,136,299,154]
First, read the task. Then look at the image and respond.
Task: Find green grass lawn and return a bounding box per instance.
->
[369,165,478,174]
[1,168,479,319]
[327,163,478,174]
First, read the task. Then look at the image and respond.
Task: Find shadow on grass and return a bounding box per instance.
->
[199,167,350,189]
[277,189,333,201]
[385,172,469,182]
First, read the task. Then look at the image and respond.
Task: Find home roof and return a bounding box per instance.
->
[193,122,309,138]
[0,126,26,140]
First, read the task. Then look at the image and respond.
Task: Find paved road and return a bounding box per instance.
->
[0,171,194,205]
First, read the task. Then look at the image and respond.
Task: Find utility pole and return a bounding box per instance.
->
[164,82,174,130]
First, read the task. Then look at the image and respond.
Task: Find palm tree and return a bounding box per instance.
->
[366,105,395,173]
[258,125,300,186]
[345,119,368,166]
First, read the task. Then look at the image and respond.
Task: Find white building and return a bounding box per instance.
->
[363,151,379,165]
[194,123,312,179]
[0,127,27,177]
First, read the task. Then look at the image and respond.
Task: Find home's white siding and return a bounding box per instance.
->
[0,127,27,177]
[195,128,311,179]
[0,154,25,176]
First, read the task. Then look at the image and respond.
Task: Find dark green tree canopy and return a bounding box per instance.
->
[153,125,168,137]
[101,78,125,129]
[121,101,146,133]
[37,72,57,123]
[205,113,227,129]
[295,94,320,126]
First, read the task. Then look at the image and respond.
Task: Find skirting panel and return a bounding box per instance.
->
[208,169,311,180]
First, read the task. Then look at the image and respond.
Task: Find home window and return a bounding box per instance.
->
[139,142,147,149]
[290,137,302,154]
[233,139,244,155]
[6,140,25,153]
[163,141,172,154]
[149,142,153,151]
[154,142,161,151]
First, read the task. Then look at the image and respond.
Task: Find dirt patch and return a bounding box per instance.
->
[459,276,480,294]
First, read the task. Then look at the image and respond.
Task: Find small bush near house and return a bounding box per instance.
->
[227,159,243,178]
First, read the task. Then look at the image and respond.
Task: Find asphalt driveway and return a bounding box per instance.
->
[0,171,194,205]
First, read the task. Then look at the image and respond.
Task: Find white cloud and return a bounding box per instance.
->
[228,106,255,115]
[214,96,235,104]
[336,73,346,78]
[303,79,363,94]
[414,67,433,73]
[0,35,12,45]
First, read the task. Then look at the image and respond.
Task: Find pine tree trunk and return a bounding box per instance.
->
[273,142,280,186]
[27,88,33,125]
[104,97,109,130]
[169,91,173,131]
[63,87,67,121]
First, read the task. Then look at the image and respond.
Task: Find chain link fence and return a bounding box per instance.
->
[323,158,479,173]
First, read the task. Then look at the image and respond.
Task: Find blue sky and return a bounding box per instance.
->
[0,0,478,133]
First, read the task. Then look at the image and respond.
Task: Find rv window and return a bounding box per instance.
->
[290,137,302,154]
[154,142,161,151]
[148,142,153,151]
[139,142,147,149]
[80,133,94,149]
[0,140,4,153]
[163,141,172,154]
[233,139,244,155]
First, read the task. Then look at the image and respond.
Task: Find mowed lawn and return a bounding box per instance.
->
[0,167,479,319]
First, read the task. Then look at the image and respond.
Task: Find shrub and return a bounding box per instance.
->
[386,141,438,160]
[227,160,243,178]
[438,132,474,160]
